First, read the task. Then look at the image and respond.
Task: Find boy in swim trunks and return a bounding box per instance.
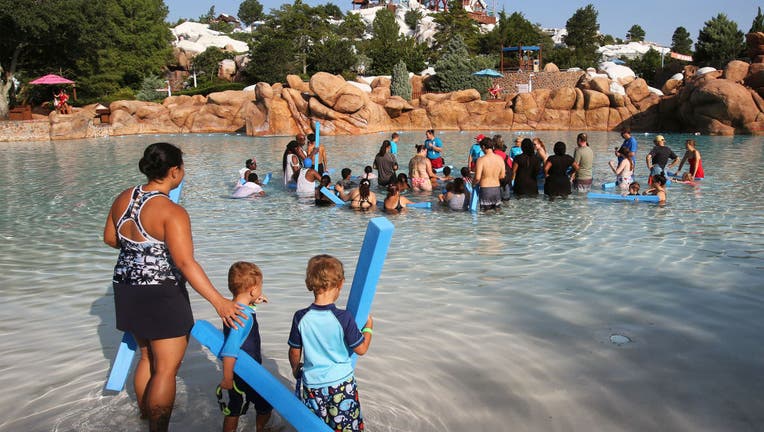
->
[217,262,272,432]
[288,255,373,432]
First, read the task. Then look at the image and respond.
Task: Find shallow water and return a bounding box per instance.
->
[0,131,762,432]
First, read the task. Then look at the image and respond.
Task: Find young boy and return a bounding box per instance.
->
[627,182,641,195]
[217,262,272,432]
[288,255,373,431]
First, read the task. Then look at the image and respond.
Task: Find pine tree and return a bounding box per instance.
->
[695,13,745,68]
[563,4,600,68]
[390,60,412,100]
[626,25,646,42]
[750,7,764,33]
[430,34,490,92]
[671,27,693,55]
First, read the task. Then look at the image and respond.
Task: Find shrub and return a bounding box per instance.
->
[391,60,412,100]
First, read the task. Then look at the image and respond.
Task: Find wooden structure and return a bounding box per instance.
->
[8,105,32,121]
[500,45,543,72]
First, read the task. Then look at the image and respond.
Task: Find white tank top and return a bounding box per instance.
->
[296,168,316,194]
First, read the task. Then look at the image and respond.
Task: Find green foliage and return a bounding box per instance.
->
[339,12,367,40]
[199,6,215,24]
[479,11,552,56]
[694,13,745,68]
[362,10,428,75]
[626,24,646,42]
[315,3,343,19]
[135,76,167,101]
[101,87,136,105]
[433,0,480,54]
[750,7,764,33]
[243,35,300,84]
[191,47,236,86]
[671,27,693,55]
[209,21,236,33]
[308,36,357,75]
[429,34,490,92]
[563,4,600,68]
[404,9,423,31]
[626,48,664,87]
[544,46,574,69]
[599,34,616,46]
[177,82,246,96]
[238,0,265,26]
[390,60,412,100]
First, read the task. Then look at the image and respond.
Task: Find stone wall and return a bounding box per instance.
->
[0,119,50,142]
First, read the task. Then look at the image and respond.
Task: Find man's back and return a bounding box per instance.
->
[476,152,505,187]
[574,146,594,180]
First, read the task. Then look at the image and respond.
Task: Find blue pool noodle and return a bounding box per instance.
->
[191,217,393,431]
[105,181,184,392]
[191,321,331,432]
[587,192,660,202]
[375,200,432,209]
[320,187,346,205]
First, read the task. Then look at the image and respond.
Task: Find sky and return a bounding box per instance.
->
[165,0,761,47]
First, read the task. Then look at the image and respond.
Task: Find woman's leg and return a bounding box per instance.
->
[134,336,153,419]
[146,335,189,432]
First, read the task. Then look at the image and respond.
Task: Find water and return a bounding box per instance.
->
[0,131,762,432]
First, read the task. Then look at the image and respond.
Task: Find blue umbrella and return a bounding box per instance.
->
[472,68,504,78]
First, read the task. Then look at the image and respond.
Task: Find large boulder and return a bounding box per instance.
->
[333,85,367,114]
[546,88,577,110]
[310,72,347,107]
[286,75,311,93]
[582,90,610,110]
[723,60,750,83]
[383,96,414,118]
[624,78,651,103]
[686,79,760,129]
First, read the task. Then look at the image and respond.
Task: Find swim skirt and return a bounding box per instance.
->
[216,376,273,417]
[114,280,194,340]
[479,186,502,209]
[301,377,364,431]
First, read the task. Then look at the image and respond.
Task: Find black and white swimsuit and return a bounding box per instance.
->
[112,186,193,339]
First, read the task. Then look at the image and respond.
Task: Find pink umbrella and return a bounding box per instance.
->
[29,74,77,100]
[29,74,75,85]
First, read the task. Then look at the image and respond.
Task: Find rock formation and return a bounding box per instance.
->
[22,33,764,140]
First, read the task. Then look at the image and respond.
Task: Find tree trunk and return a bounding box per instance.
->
[1,45,23,119]
[0,79,11,119]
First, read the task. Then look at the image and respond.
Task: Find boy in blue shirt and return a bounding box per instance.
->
[217,261,272,432]
[288,254,373,432]
[390,132,400,155]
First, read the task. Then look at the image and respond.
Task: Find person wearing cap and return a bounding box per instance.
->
[468,134,486,172]
[295,156,322,195]
[645,135,678,178]
[424,129,445,169]
[239,158,257,184]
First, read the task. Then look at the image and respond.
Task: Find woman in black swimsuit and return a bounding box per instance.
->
[383,183,413,213]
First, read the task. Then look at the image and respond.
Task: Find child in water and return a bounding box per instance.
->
[217,262,272,432]
[288,255,373,432]
[643,174,667,204]
[627,182,641,195]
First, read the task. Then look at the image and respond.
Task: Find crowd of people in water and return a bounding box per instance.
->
[233,128,706,209]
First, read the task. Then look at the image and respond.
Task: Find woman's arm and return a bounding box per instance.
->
[164,205,246,328]
[676,151,689,173]
[544,160,552,177]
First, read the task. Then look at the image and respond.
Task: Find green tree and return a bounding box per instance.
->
[750,7,764,33]
[365,8,403,74]
[563,4,600,67]
[480,11,551,53]
[315,3,343,19]
[74,0,173,100]
[404,9,423,31]
[199,6,215,24]
[390,60,412,100]
[0,0,80,116]
[238,0,265,26]
[626,24,646,42]
[338,12,367,40]
[308,36,357,75]
[429,34,490,92]
[135,76,167,101]
[243,35,299,83]
[433,0,480,54]
[599,34,616,46]
[694,13,745,68]
[627,48,663,86]
[671,26,693,55]
[191,47,235,86]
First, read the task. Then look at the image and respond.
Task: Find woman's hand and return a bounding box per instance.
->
[216,299,247,329]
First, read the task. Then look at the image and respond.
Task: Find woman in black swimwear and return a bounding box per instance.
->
[337,178,377,210]
[104,143,246,431]
[383,183,413,213]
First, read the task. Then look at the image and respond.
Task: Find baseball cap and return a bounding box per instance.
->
[475,134,486,141]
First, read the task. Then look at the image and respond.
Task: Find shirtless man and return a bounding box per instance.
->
[408,144,436,192]
[473,137,505,210]
[305,133,328,173]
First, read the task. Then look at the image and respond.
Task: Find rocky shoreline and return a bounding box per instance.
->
[3,33,764,142]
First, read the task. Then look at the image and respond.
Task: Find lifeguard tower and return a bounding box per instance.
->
[500,45,543,72]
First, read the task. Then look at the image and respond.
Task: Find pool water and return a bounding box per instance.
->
[0,131,762,432]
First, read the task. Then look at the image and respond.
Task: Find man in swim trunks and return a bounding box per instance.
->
[424,129,444,169]
[408,144,436,192]
[473,137,505,210]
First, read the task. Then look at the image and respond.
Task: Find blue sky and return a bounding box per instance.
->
[165,0,760,47]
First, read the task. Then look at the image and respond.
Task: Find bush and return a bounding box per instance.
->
[136,76,168,102]
[177,82,247,96]
[391,60,412,100]
[404,9,423,31]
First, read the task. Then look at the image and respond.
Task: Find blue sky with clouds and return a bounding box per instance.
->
[165,0,761,47]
